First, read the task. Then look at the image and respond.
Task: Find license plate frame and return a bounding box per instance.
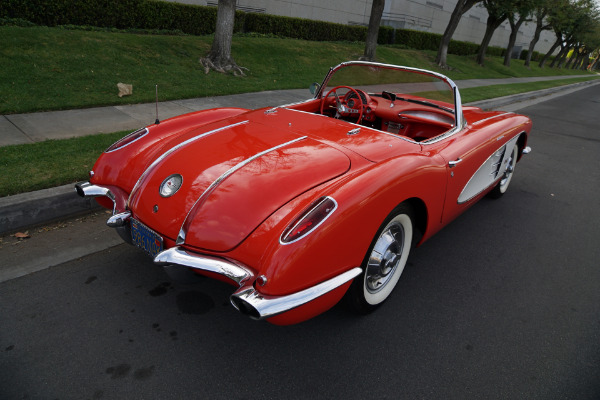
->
[131,218,163,258]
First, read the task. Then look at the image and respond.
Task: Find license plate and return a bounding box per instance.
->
[131,218,163,258]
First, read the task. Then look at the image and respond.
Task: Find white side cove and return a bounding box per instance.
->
[458,135,520,204]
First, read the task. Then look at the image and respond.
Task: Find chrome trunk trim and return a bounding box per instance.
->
[128,120,250,206]
[154,247,252,286]
[176,135,308,244]
[230,267,362,320]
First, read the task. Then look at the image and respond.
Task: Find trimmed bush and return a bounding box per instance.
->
[242,13,367,42]
[0,0,512,58]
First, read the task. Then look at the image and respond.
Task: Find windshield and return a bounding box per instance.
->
[320,62,459,121]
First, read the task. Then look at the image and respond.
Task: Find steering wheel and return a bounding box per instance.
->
[320,86,365,123]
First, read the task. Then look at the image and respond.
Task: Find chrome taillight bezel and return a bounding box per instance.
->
[280,196,338,245]
[105,127,148,153]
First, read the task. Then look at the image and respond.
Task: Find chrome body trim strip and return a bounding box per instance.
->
[230,267,362,320]
[470,112,513,127]
[176,135,309,244]
[128,120,249,206]
[457,135,520,204]
[107,211,131,227]
[154,247,253,286]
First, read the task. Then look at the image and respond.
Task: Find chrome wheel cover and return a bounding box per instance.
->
[363,213,413,305]
[366,222,405,293]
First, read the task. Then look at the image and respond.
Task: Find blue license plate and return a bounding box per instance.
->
[131,218,163,258]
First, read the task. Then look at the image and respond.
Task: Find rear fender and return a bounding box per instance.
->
[233,152,447,298]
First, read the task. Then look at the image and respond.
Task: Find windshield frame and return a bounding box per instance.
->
[314,61,465,144]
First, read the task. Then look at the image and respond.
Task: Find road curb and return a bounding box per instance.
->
[0,183,100,235]
[1,78,598,235]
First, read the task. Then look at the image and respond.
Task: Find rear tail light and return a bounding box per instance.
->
[280,197,337,244]
[105,128,148,152]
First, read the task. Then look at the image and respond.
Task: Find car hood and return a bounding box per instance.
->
[129,114,351,252]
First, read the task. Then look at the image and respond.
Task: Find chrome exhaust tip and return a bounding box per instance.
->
[230,293,261,320]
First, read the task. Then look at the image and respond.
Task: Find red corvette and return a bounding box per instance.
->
[76,61,532,325]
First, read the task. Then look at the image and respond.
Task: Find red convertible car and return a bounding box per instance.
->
[76,61,532,325]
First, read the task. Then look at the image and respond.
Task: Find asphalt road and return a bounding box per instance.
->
[1,86,599,400]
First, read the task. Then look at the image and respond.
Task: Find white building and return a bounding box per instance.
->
[169,0,558,55]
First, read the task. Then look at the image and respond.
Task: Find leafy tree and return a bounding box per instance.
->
[435,0,482,68]
[199,0,246,76]
[362,0,385,61]
[539,0,597,68]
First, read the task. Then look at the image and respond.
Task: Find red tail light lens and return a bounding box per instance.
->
[105,128,148,152]
[281,197,338,244]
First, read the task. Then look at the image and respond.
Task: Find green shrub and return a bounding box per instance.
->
[520,48,543,62]
[0,0,516,59]
[242,13,367,42]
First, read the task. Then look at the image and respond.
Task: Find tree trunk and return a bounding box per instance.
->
[477,14,505,66]
[435,0,480,68]
[504,15,526,67]
[579,52,589,69]
[200,0,247,76]
[525,24,543,67]
[362,0,385,61]
[551,39,573,68]
[564,48,577,69]
[549,45,566,68]
[525,9,548,68]
[539,36,561,68]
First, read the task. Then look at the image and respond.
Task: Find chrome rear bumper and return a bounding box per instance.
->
[154,246,361,320]
[75,182,116,214]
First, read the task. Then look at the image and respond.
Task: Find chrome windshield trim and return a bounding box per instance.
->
[176,135,308,244]
[154,247,253,286]
[317,61,464,145]
[230,267,362,320]
[128,120,249,206]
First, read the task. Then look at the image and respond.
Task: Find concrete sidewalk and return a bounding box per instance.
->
[1,75,599,237]
[0,75,594,147]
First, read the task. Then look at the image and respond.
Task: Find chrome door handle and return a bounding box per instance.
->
[448,158,462,168]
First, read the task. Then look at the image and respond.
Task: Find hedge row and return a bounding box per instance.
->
[1,0,506,56]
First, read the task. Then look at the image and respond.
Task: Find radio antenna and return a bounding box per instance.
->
[154,84,160,125]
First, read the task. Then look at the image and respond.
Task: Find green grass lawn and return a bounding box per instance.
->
[0,131,125,197]
[0,25,595,114]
